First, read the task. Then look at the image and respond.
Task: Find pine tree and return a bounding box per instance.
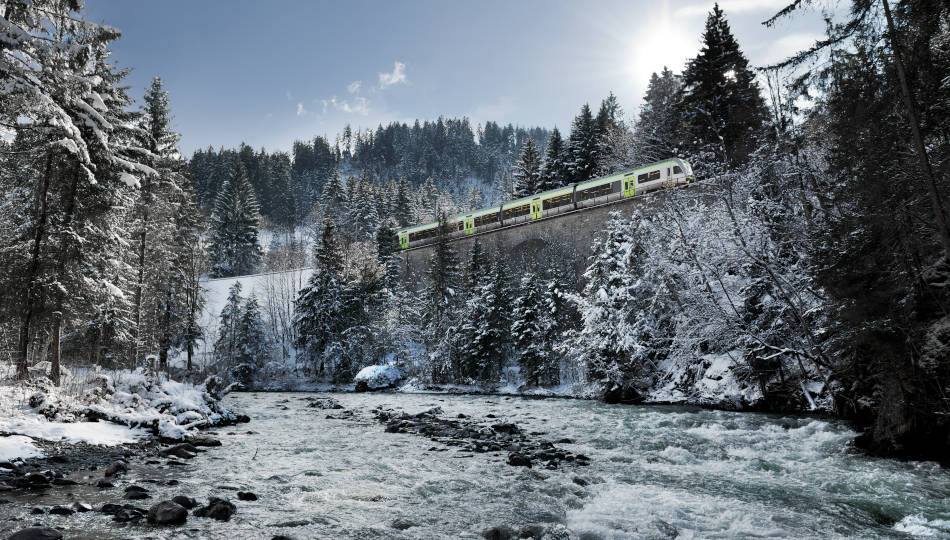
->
[421,214,463,382]
[214,283,244,370]
[269,153,296,228]
[313,215,344,275]
[538,127,568,191]
[564,213,667,401]
[465,239,489,292]
[512,138,542,197]
[512,271,560,386]
[231,296,271,386]
[208,157,262,277]
[321,168,347,214]
[458,259,511,384]
[566,104,601,182]
[678,4,767,168]
[393,177,413,226]
[635,68,683,162]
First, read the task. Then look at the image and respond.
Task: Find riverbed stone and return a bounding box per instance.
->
[172,495,198,509]
[147,500,188,525]
[482,525,515,539]
[70,502,92,513]
[159,443,198,459]
[8,527,64,540]
[237,491,258,501]
[48,505,74,516]
[193,497,236,521]
[508,453,532,467]
[391,518,417,530]
[124,485,150,500]
[103,461,127,477]
[113,505,147,522]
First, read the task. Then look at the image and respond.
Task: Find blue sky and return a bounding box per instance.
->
[84,0,826,155]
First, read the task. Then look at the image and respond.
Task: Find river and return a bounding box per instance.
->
[4,392,950,539]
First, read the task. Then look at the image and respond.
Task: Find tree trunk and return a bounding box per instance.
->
[49,311,61,386]
[16,153,55,379]
[131,175,154,369]
[881,0,950,258]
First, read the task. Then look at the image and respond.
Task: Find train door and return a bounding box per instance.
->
[530,199,543,219]
[464,217,475,235]
[399,232,409,249]
[623,176,637,198]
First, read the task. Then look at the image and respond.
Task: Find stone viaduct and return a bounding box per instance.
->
[399,182,715,289]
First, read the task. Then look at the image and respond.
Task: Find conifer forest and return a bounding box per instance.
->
[1,1,950,538]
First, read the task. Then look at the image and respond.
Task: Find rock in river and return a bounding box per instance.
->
[172,495,198,509]
[8,527,63,540]
[237,491,258,501]
[147,500,188,525]
[193,497,236,521]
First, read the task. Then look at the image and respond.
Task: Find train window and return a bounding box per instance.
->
[474,212,499,227]
[503,204,530,220]
[543,193,573,210]
[579,183,611,201]
[638,174,648,182]
[673,166,682,174]
[648,170,661,181]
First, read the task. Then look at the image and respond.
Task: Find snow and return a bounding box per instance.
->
[354,364,404,389]
[0,416,147,446]
[177,267,312,370]
[0,435,43,462]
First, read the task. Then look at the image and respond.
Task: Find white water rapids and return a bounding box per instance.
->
[5,392,950,538]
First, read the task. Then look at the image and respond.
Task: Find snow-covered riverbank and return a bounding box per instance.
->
[0,368,246,464]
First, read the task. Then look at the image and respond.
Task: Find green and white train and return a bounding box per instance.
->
[396,158,694,250]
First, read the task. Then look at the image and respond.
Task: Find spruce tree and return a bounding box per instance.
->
[458,259,511,384]
[314,215,344,275]
[538,127,568,191]
[214,283,244,370]
[421,214,462,381]
[294,217,348,375]
[635,68,683,162]
[208,157,262,277]
[231,296,271,386]
[512,271,560,386]
[512,138,542,197]
[566,104,601,182]
[678,4,767,168]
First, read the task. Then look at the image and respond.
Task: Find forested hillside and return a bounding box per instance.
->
[1,0,948,464]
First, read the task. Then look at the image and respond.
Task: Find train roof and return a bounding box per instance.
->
[395,158,688,235]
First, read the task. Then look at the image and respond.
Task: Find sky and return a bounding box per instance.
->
[84,0,828,156]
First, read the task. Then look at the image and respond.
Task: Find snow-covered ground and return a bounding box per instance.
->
[0,366,243,461]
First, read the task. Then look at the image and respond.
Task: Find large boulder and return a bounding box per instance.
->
[147,501,188,525]
[353,364,404,392]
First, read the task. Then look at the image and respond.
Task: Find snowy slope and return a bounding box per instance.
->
[177,267,312,369]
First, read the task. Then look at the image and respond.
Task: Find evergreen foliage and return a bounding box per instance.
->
[208,158,262,277]
[512,138,542,197]
[538,127,569,191]
[678,4,767,169]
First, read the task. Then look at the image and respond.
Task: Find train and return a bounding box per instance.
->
[395,158,694,250]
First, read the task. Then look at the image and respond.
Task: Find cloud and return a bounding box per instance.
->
[378,61,408,88]
[675,0,787,17]
[296,102,307,116]
[321,96,370,116]
[347,81,362,94]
